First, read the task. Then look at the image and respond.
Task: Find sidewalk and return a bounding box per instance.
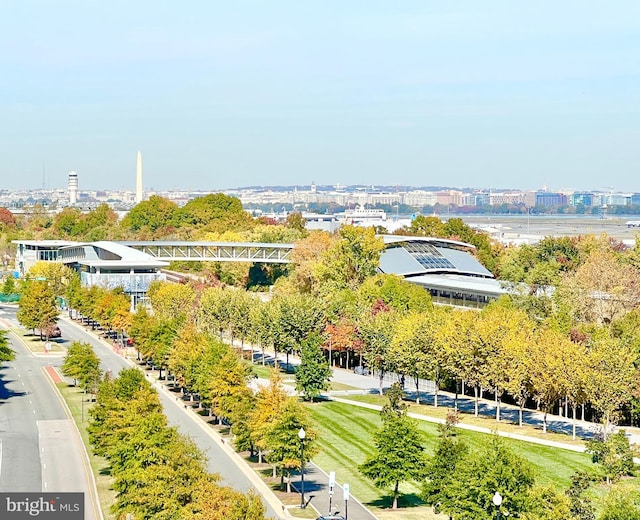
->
[255,349,640,447]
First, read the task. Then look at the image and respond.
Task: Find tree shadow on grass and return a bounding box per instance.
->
[367,493,426,509]
[99,465,112,476]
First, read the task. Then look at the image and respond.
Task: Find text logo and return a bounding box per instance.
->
[0,493,84,519]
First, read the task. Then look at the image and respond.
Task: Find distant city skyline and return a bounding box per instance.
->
[1,2,638,192]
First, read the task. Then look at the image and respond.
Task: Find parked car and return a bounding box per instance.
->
[48,326,62,338]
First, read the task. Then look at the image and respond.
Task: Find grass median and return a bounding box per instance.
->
[306,399,597,514]
[57,382,116,520]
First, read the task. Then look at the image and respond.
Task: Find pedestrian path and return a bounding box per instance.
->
[256,349,640,447]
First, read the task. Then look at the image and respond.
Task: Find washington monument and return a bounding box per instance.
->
[135,151,143,203]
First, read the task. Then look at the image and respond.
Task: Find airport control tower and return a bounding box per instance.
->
[68,171,78,205]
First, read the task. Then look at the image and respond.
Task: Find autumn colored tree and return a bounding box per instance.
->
[314,225,385,292]
[0,207,17,229]
[264,400,318,492]
[586,329,636,436]
[290,231,334,293]
[146,280,196,326]
[560,247,640,325]
[323,316,361,369]
[17,279,59,338]
[248,371,290,464]
[359,308,398,395]
[529,328,571,434]
[391,308,448,405]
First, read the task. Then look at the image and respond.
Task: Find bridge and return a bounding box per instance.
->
[118,241,294,263]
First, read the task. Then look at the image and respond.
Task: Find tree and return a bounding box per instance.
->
[390,310,445,405]
[358,274,433,313]
[209,350,254,424]
[439,437,536,520]
[295,333,332,402]
[248,371,290,464]
[264,400,318,492]
[530,328,569,434]
[359,308,398,395]
[271,293,323,368]
[520,486,572,520]
[290,231,334,293]
[442,309,489,416]
[560,247,640,325]
[121,195,178,234]
[315,225,385,293]
[421,422,469,507]
[174,192,252,233]
[17,280,59,338]
[61,342,103,391]
[586,430,635,485]
[587,331,636,436]
[564,471,595,520]
[360,385,427,509]
[146,281,196,327]
[599,487,640,520]
[0,330,15,363]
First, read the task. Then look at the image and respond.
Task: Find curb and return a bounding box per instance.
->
[40,361,104,520]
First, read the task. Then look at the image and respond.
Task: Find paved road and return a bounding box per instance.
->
[0,309,100,520]
[57,315,284,519]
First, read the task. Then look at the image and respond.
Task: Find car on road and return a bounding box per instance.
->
[48,325,62,338]
[316,515,346,520]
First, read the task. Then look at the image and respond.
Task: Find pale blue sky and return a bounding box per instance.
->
[1,1,638,192]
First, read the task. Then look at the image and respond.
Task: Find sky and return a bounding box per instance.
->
[0,1,639,192]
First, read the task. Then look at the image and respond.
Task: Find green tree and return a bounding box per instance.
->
[586,431,635,485]
[0,330,15,363]
[1,275,17,296]
[121,195,178,234]
[565,471,596,520]
[295,332,332,402]
[421,423,469,507]
[358,274,433,313]
[360,386,427,509]
[439,437,536,520]
[61,341,103,391]
[174,192,251,233]
[599,487,640,520]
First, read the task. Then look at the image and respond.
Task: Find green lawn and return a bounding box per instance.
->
[307,400,597,510]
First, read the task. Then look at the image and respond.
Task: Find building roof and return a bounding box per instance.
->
[408,273,510,297]
[59,242,168,269]
[378,236,492,278]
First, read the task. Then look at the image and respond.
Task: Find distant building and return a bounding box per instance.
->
[570,192,595,207]
[535,191,567,207]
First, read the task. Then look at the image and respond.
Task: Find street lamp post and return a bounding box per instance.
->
[298,427,306,509]
[492,491,502,520]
